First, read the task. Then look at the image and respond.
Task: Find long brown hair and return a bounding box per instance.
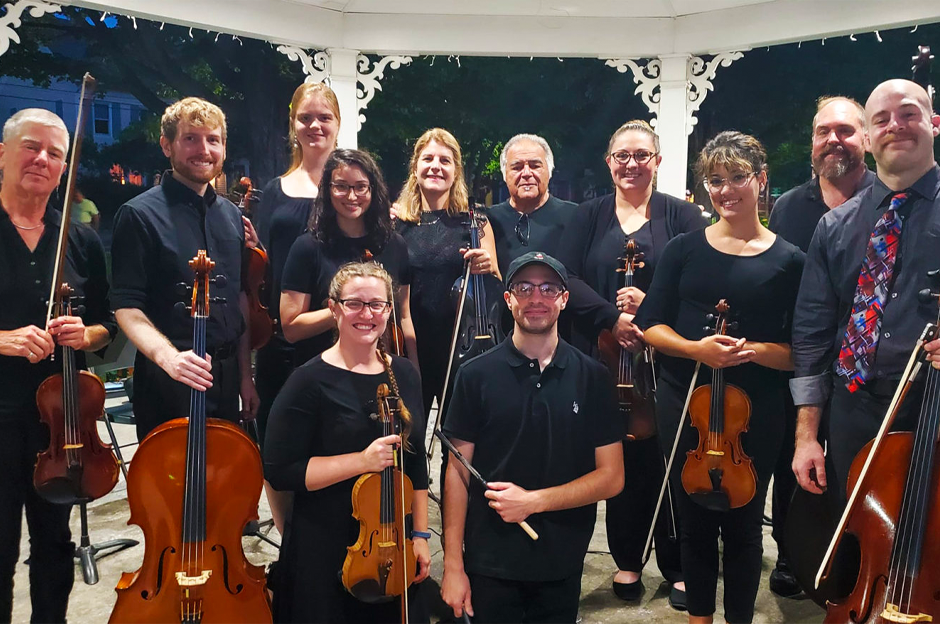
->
[395,128,469,223]
[284,83,341,175]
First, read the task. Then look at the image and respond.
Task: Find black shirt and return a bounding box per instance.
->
[111,172,245,352]
[791,165,940,407]
[442,338,623,582]
[0,205,115,420]
[280,231,412,366]
[768,170,876,253]
[486,196,577,277]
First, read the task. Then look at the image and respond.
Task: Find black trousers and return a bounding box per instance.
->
[677,477,770,623]
[132,350,241,442]
[468,570,582,624]
[253,334,296,450]
[0,416,73,623]
[606,437,682,584]
[771,380,798,558]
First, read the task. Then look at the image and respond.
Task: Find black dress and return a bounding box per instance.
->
[633,228,804,621]
[396,210,470,414]
[252,178,315,446]
[281,231,411,366]
[263,355,428,624]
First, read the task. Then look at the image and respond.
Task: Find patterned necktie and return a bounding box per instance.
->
[835,192,909,392]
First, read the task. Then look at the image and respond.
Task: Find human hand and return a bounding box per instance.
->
[160,349,213,391]
[484,482,540,524]
[48,315,87,350]
[361,434,401,473]
[242,216,259,249]
[441,567,474,619]
[413,537,431,583]
[461,247,495,275]
[925,337,940,370]
[0,325,55,362]
[390,202,401,221]
[694,335,755,368]
[240,376,260,420]
[612,313,644,352]
[615,286,645,315]
[792,438,827,494]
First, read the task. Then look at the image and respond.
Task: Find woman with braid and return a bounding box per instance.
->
[264,262,430,623]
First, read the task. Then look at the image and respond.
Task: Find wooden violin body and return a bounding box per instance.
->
[34,366,118,504]
[109,419,270,624]
[244,245,273,351]
[681,300,757,512]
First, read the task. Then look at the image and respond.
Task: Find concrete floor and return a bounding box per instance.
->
[12,401,825,623]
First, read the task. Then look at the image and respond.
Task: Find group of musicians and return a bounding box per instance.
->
[0,74,938,624]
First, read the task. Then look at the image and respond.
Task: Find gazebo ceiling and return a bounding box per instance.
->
[72,0,940,57]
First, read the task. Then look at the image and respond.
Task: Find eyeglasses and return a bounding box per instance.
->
[704,171,756,191]
[514,213,530,246]
[334,299,391,313]
[330,182,372,197]
[609,150,657,165]
[508,281,566,299]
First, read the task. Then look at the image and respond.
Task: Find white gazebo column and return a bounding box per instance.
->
[325,48,361,149]
[655,54,692,198]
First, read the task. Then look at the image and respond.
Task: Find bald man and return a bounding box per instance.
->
[791,79,940,506]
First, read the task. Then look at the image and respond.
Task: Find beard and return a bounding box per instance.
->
[169,153,223,186]
[813,146,862,181]
[512,307,559,335]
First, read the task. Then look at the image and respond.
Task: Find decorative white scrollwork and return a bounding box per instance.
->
[276,44,330,85]
[604,58,663,122]
[0,0,61,58]
[686,51,744,133]
[355,54,411,130]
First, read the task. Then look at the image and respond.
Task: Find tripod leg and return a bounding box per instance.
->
[75,502,99,585]
[102,412,129,482]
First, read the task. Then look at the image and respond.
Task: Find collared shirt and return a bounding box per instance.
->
[111,171,245,352]
[0,204,115,420]
[442,337,623,582]
[486,195,577,277]
[769,169,876,253]
[791,164,940,406]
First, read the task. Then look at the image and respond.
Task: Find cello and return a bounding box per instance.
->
[681,300,757,511]
[343,381,416,622]
[597,237,657,441]
[815,271,940,624]
[109,251,271,624]
[33,72,120,505]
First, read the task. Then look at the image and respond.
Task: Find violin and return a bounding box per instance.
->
[597,238,657,441]
[33,72,120,506]
[363,248,406,357]
[237,178,274,351]
[109,251,271,624]
[681,300,757,511]
[817,271,940,624]
[343,382,416,621]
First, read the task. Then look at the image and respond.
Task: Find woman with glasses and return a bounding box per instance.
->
[265,261,430,623]
[634,131,804,624]
[557,120,706,609]
[280,148,416,370]
[395,128,500,417]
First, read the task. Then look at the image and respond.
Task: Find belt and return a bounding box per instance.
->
[207,341,238,360]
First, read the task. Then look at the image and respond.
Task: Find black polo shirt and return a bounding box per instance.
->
[768,170,875,253]
[442,337,622,582]
[0,204,115,421]
[486,196,577,277]
[111,171,245,353]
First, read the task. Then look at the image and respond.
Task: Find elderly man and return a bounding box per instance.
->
[792,80,940,510]
[111,97,258,442]
[0,109,115,622]
[486,134,577,277]
[766,95,876,598]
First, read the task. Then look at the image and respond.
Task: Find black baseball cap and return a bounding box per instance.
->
[505,251,569,288]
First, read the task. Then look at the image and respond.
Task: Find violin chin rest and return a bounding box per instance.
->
[344,579,398,605]
[34,476,87,506]
[689,490,730,513]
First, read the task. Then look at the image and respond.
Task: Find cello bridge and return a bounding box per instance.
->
[175,570,212,587]
[705,450,725,456]
[882,604,933,623]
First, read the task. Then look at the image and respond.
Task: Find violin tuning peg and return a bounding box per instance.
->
[728,321,739,331]
[211,275,227,289]
[705,314,716,322]
[175,282,193,298]
[211,296,227,304]
[918,288,939,304]
[73,305,86,316]
[173,301,191,317]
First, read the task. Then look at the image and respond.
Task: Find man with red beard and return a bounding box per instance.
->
[441,251,624,623]
[111,97,258,441]
[763,95,876,599]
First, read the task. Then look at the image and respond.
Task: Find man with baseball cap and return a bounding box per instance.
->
[440,251,625,622]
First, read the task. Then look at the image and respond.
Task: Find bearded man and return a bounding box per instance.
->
[111,97,258,442]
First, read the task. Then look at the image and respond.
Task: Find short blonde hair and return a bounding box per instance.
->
[161,97,227,143]
[2,108,69,148]
[695,130,766,181]
[395,128,469,223]
[285,83,341,175]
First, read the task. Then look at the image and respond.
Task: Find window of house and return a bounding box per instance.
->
[94,104,110,135]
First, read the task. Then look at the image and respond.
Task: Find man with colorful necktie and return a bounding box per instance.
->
[791,78,940,507]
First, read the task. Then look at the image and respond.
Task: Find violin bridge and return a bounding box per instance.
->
[175,570,212,587]
[378,540,398,548]
[63,444,84,450]
[705,450,725,456]
[881,604,932,623]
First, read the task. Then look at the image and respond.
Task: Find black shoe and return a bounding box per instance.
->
[668,585,688,611]
[612,577,644,601]
[769,560,804,598]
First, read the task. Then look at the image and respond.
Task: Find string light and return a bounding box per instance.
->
[822,38,826,46]
[99,11,108,21]
[875,30,882,42]
[188,26,193,38]
[131,16,137,29]
[215,32,221,42]
[911,24,918,33]
[849,33,857,41]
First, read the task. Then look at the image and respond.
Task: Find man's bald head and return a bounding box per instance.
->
[865,79,933,118]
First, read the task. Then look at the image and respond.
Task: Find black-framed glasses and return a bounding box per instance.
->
[514,213,530,246]
[609,150,657,165]
[704,171,756,191]
[330,182,372,197]
[508,281,566,299]
[334,298,391,313]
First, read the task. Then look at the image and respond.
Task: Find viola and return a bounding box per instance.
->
[681,299,757,511]
[109,251,271,624]
[33,72,120,506]
[597,238,657,441]
[819,271,940,623]
[237,179,274,351]
[343,382,416,621]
